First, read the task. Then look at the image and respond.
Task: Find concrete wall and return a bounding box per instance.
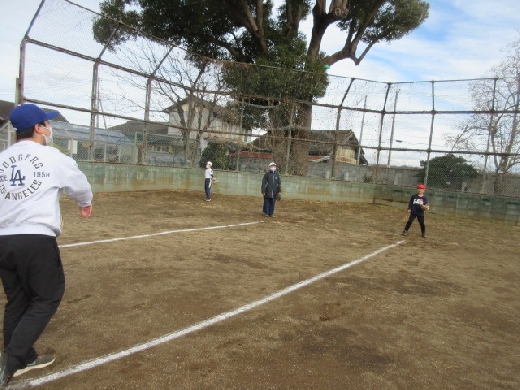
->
[308,162,520,197]
[79,162,520,225]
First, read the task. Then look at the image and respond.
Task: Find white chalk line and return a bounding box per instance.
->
[12,239,405,389]
[59,221,262,248]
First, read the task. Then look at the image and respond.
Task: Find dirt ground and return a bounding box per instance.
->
[2,190,519,390]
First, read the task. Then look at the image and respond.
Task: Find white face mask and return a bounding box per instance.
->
[270,167,276,172]
[41,125,53,145]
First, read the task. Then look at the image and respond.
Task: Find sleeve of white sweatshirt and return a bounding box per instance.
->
[59,154,93,207]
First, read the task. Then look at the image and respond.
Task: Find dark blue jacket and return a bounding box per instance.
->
[261,170,281,199]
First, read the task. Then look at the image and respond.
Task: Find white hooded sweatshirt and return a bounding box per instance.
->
[0,141,93,237]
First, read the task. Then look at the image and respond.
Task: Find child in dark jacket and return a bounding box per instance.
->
[402,184,429,238]
[261,162,281,217]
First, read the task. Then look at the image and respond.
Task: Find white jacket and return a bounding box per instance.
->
[0,140,92,237]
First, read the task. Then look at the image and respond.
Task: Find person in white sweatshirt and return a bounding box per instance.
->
[0,104,93,388]
[204,161,214,201]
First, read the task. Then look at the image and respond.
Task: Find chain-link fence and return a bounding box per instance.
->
[3,0,519,197]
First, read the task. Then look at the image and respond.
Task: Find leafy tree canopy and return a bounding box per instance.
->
[94,0,429,70]
[418,154,479,191]
[200,143,231,170]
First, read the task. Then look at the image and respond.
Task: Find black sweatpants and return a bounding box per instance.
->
[0,234,65,376]
[404,214,426,234]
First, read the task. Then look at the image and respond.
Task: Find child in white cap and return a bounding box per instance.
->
[204,161,214,201]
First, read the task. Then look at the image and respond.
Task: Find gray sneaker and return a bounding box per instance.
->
[13,355,55,378]
[402,230,408,236]
[422,233,427,238]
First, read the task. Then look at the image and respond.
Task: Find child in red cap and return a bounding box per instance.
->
[402,184,429,238]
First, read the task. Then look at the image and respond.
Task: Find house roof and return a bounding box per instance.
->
[109,120,169,136]
[252,130,359,152]
[0,100,15,127]
[164,97,236,123]
[251,129,367,164]
[51,121,134,144]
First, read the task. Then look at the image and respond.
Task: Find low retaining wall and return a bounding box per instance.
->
[79,162,520,225]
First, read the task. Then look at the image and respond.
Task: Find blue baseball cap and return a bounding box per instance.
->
[9,104,60,132]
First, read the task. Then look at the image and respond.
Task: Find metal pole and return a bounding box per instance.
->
[12,14,31,146]
[506,73,520,157]
[285,133,292,174]
[387,89,399,168]
[7,122,14,148]
[331,106,341,177]
[89,26,120,161]
[143,77,152,164]
[357,95,367,165]
[481,132,491,194]
[89,62,99,161]
[424,81,436,186]
[16,0,45,104]
[237,98,244,171]
[143,47,173,165]
[481,78,497,194]
[332,78,355,176]
[375,84,392,183]
[284,104,296,175]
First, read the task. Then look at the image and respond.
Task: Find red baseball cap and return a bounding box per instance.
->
[417,184,426,189]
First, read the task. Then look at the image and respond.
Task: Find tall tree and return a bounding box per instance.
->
[94,0,429,174]
[447,33,520,195]
[418,154,478,191]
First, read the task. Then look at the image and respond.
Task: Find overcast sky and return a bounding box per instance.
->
[1,0,519,104]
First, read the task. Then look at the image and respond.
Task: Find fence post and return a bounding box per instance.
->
[89,32,114,161]
[481,78,498,193]
[332,78,355,178]
[143,77,152,165]
[375,83,392,183]
[331,106,341,178]
[357,95,367,165]
[89,61,99,161]
[424,81,436,186]
[387,89,399,167]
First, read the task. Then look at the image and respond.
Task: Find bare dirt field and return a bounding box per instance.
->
[2,190,519,390]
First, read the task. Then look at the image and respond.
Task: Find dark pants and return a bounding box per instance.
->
[404,214,426,234]
[0,235,65,376]
[263,197,276,216]
[205,178,212,199]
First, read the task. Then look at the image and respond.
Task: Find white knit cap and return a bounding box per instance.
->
[269,162,276,167]
[207,161,212,166]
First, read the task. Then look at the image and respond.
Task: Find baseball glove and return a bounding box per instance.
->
[212,177,218,184]
[420,204,429,211]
